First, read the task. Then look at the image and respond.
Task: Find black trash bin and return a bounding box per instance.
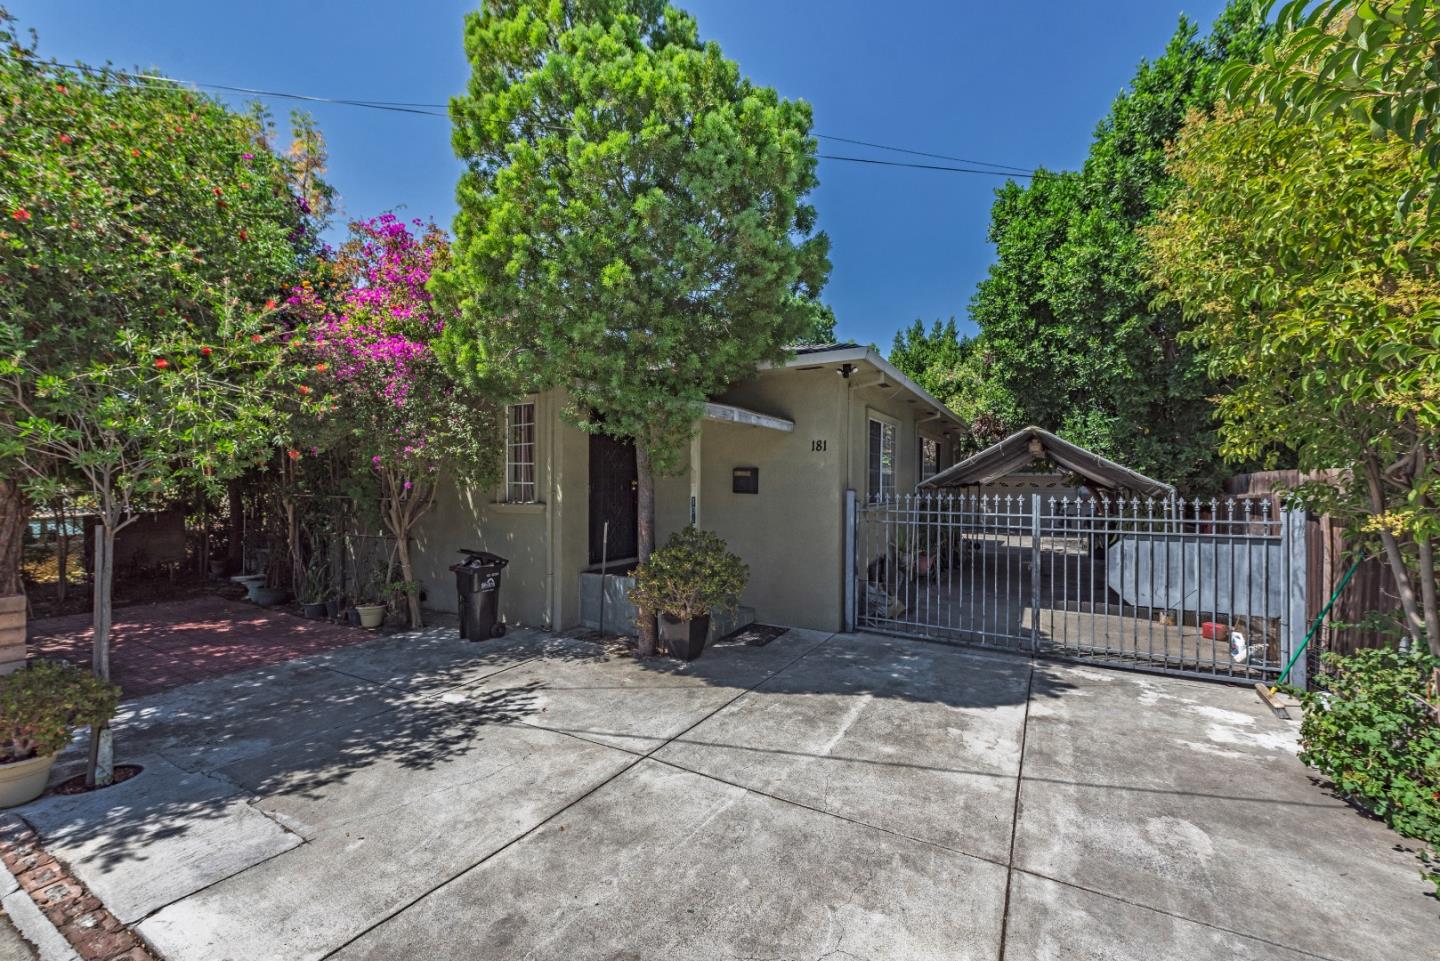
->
[450,549,509,641]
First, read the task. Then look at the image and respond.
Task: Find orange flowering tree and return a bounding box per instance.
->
[0,16,320,784]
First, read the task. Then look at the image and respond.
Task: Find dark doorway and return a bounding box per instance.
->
[589,433,637,565]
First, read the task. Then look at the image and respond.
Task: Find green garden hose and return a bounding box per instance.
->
[1273,559,1361,692]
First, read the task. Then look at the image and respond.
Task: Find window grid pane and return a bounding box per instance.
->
[505,402,537,503]
[919,436,939,481]
[868,418,895,502]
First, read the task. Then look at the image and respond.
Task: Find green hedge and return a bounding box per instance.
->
[1299,647,1440,894]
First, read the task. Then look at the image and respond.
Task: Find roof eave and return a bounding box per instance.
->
[762,346,967,432]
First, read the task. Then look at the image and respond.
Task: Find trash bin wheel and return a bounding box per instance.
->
[491,623,507,638]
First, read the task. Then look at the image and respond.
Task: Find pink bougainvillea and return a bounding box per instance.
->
[289,214,499,628]
[286,214,501,628]
[291,214,459,469]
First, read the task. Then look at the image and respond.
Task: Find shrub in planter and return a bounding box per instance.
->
[629,528,747,661]
[0,661,121,806]
[1298,646,1440,893]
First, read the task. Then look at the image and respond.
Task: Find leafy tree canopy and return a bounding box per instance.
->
[888,319,1016,452]
[438,0,830,474]
[0,20,322,510]
[965,1,1268,493]
[1147,101,1440,653]
[797,299,839,344]
[1226,0,1440,216]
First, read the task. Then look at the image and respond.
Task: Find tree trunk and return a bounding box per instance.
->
[635,441,657,657]
[1416,449,1439,657]
[1363,455,1426,650]
[285,496,303,599]
[227,477,245,574]
[1418,530,1439,658]
[197,501,209,581]
[87,517,116,788]
[378,471,430,630]
[0,479,26,598]
[54,498,69,604]
[395,532,423,630]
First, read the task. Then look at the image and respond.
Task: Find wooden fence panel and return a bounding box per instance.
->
[1226,471,1398,657]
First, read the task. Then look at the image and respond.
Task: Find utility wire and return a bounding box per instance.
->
[812,132,1034,173]
[816,154,1032,178]
[5,53,1036,178]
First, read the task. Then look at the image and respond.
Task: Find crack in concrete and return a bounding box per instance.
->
[815,860,879,961]
[995,657,1035,961]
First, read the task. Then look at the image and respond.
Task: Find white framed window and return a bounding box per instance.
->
[918,435,940,481]
[505,401,537,503]
[867,415,897,503]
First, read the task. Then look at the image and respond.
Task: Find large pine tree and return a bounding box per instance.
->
[439,0,830,654]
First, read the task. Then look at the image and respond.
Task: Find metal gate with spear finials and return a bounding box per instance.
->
[845,490,1309,685]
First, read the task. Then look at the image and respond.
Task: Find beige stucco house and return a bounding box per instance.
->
[408,344,967,634]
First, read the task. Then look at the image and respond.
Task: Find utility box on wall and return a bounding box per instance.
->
[732,467,759,494]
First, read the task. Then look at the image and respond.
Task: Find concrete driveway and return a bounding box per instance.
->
[13,627,1435,960]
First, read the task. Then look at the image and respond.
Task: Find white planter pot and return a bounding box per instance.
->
[355,604,386,629]
[0,753,56,808]
[230,574,266,602]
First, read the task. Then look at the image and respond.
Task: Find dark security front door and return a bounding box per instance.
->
[588,433,638,565]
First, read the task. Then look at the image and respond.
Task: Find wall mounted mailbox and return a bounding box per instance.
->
[732,466,759,494]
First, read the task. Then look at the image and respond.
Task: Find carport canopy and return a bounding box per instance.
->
[917,425,1175,498]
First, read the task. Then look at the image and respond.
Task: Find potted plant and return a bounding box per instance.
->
[354,599,387,630]
[0,661,121,807]
[629,528,748,661]
[300,559,332,619]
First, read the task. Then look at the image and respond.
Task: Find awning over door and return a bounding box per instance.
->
[702,402,793,432]
[917,425,1174,498]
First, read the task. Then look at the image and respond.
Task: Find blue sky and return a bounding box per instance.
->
[11,0,1232,348]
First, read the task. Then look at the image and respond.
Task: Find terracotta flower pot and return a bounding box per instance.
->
[0,753,56,808]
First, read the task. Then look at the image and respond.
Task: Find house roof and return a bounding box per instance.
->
[916,425,1175,498]
[765,344,968,433]
[789,342,863,355]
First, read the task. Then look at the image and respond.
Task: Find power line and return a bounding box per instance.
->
[817,154,1033,178]
[8,57,453,118]
[5,53,1035,178]
[813,133,1033,174]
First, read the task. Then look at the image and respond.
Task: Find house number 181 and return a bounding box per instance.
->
[811,439,827,452]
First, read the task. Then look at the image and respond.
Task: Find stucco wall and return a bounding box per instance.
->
[551,406,591,631]
[654,366,849,632]
[411,389,564,631]
[408,361,964,637]
[843,378,957,498]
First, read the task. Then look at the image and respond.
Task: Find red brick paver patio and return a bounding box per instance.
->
[26,595,374,699]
